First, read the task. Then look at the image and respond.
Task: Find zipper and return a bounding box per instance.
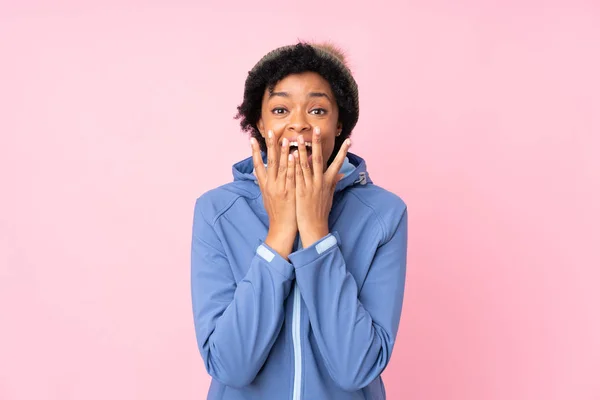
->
[292,239,303,400]
[292,283,302,400]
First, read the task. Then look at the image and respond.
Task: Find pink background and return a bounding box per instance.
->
[1,1,599,399]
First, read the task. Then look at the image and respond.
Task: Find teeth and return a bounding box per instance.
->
[288,141,312,147]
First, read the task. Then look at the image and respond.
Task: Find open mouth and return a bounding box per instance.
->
[288,141,312,156]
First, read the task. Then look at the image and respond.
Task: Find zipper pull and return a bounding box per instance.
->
[354,171,367,185]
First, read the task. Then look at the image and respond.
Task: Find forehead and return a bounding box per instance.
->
[268,71,334,97]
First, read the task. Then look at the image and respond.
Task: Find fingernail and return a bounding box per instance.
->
[268,130,273,138]
[315,126,321,135]
[294,150,299,158]
[282,138,288,147]
[289,154,294,162]
[250,137,255,146]
[298,135,304,144]
[346,139,351,147]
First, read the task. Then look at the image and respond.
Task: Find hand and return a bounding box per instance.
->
[251,130,297,259]
[294,127,351,248]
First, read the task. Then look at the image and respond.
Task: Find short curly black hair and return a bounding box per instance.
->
[235,42,359,163]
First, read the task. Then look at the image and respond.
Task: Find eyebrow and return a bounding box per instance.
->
[268,91,289,98]
[268,91,332,101]
[308,92,331,101]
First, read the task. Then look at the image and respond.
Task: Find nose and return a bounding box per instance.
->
[287,110,311,133]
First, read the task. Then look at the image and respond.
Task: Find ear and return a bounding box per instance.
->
[336,121,343,136]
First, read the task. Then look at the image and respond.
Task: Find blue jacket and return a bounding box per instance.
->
[191,152,408,400]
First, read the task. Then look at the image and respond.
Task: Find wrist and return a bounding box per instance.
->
[299,224,329,249]
[265,228,296,260]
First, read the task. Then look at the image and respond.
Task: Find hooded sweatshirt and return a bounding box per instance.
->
[191,152,408,400]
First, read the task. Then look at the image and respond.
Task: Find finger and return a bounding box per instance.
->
[297,134,312,188]
[277,138,289,193]
[311,126,324,186]
[294,150,305,193]
[286,153,295,191]
[266,130,278,182]
[325,138,351,182]
[250,137,267,186]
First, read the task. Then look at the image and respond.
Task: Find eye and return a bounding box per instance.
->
[272,107,287,115]
[309,108,327,116]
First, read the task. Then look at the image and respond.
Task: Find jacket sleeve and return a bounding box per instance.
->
[288,209,408,392]
[190,198,295,388]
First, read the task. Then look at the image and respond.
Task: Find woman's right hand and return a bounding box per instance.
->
[251,130,297,259]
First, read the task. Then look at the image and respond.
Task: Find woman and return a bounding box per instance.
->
[191,42,408,400]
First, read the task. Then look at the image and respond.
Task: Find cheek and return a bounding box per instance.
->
[320,136,338,161]
[262,117,287,134]
[259,113,285,140]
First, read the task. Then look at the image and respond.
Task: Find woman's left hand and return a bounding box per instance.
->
[294,127,351,248]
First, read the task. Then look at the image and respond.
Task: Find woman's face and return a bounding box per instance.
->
[257,72,342,172]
